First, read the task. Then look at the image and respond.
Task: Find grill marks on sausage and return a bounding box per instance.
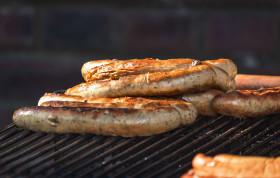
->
[13,104,197,137]
[212,87,280,118]
[65,65,217,98]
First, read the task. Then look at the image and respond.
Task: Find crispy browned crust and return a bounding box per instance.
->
[13,103,197,137]
[212,87,280,118]
[203,59,237,80]
[66,64,217,98]
[82,58,196,82]
[40,96,188,109]
[38,93,185,106]
[182,89,224,116]
[181,153,280,178]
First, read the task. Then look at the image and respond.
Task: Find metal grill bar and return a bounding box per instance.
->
[29,136,106,177]
[1,135,76,176]
[14,135,93,177]
[52,136,124,178]
[244,128,280,155]
[230,115,280,154]
[0,123,15,134]
[0,133,46,166]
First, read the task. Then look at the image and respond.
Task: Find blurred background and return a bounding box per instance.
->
[1,1,280,128]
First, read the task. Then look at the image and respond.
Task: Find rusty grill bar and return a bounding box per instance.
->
[1,115,280,178]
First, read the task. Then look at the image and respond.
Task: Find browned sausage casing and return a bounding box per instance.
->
[212,87,280,118]
[182,89,224,116]
[38,93,185,106]
[66,65,217,98]
[82,58,196,82]
[181,153,280,178]
[203,58,237,80]
[13,101,197,137]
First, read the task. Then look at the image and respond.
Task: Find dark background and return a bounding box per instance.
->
[1,0,280,128]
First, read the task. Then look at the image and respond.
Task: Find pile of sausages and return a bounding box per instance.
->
[13,58,280,137]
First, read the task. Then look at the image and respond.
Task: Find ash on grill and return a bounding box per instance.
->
[1,114,280,178]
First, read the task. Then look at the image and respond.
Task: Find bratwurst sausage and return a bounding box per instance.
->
[203,58,237,80]
[13,102,197,137]
[182,153,280,178]
[182,89,224,116]
[82,58,196,82]
[212,87,280,118]
[38,93,185,107]
[65,65,217,98]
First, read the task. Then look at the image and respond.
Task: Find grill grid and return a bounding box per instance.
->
[1,114,280,178]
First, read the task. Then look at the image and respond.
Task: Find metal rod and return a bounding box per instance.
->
[84,135,159,178]
[0,123,15,134]
[29,135,106,177]
[2,135,76,176]
[0,133,46,166]
[0,131,36,154]
[51,136,124,178]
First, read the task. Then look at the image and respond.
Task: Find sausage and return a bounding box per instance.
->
[182,89,224,116]
[203,58,237,80]
[81,58,196,82]
[13,102,197,137]
[181,153,280,178]
[65,65,217,98]
[202,63,234,92]
[212,87,280,118]
[235,74,280,90]
[39,95,188,109]
[38,93,185,106]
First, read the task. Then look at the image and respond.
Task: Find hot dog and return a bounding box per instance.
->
[212,87,280,118]
[65,65,217,98]
[235,74,280,90]
[181,153,280,178]
[13,101,197,137]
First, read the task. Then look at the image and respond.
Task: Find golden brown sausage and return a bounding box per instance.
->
[65,65,217,98]
[182,89,224,116]
[13,101,197,137]
[38,93,185,106]
[82,58,196,82]
[212,87,280,118]
[181,153,280,178]
[235,74,280,90]
[203,58,237,80]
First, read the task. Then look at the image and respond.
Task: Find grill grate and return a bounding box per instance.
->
[1,115,280,178]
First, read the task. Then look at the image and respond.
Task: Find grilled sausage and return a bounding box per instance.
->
[181,153,280,178]
[39,95,188,109]
[203,58,237,80]
[38,93,185,106]
[235,74,280,90]
[13,102,197,137]
[182,89,224,116]
[212,87,280,118]
[202,64,233,92]
[65,65,217,98]
[81,58,196,82]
